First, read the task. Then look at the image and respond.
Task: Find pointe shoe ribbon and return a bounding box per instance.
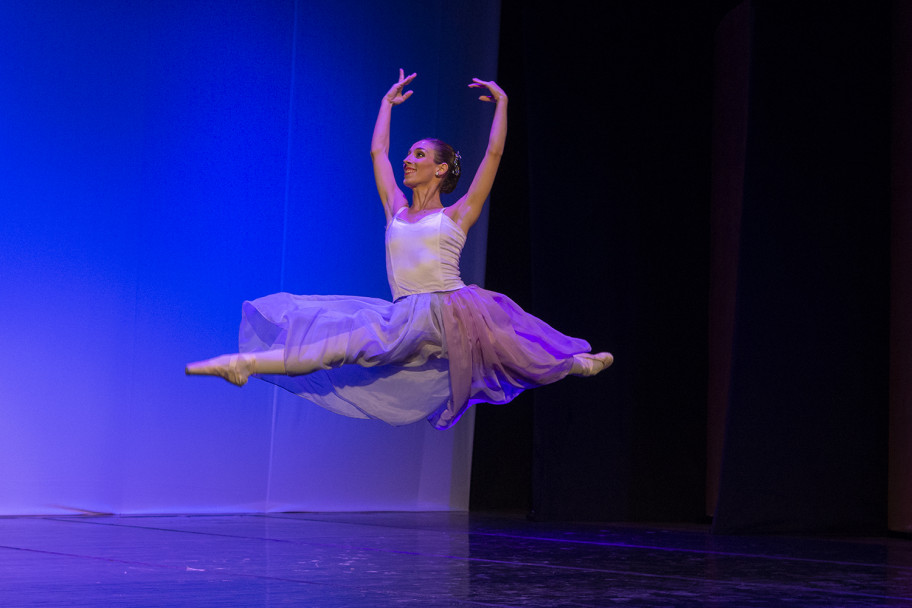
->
[185,354,254,386]
[570,352,614,377]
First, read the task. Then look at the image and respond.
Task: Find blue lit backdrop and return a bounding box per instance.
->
[0,1,499,514]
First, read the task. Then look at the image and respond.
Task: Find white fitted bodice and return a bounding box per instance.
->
[385,208,467,301]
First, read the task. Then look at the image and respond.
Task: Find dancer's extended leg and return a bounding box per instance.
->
[185,350,286,386]
[570,352,614,377]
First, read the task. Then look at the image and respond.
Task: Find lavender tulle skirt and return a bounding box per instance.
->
[239,285,590,429]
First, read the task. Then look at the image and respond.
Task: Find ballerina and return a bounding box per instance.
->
[186,69,612,429]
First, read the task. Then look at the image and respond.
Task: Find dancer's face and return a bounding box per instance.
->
[403,141,443,189]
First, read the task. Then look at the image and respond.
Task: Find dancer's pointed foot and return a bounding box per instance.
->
[570,352,614,377]
[185,354,254,386]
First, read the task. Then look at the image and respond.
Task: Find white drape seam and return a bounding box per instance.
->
[266,0,301,512]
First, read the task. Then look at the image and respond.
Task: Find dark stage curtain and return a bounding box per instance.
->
[710,1,892,534]
[706,0,751,520]
[477,2,718,521]
[890,0,912,534]
[475,0,907,534]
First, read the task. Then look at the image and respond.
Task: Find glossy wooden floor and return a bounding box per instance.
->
[1,511,912,606]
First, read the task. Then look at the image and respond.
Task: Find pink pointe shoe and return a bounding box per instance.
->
[570,352,614,377]
[185,354,254,386]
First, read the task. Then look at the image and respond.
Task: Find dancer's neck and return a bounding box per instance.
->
[408,185,443,212]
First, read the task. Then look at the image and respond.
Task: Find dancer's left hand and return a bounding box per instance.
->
[469,78,507,104]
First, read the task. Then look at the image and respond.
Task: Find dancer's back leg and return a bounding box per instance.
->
[185,349,286,386]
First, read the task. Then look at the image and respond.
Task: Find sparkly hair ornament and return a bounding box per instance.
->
[452,151,462,176]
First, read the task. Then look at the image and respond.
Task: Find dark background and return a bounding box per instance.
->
[471,0,895,534]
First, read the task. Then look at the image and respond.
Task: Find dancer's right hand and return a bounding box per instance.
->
[384,68,416,105]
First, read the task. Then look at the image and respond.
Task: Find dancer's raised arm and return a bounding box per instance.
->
[371,69,416,222]
[448,79,508,233]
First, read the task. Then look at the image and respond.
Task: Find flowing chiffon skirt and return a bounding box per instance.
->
[239,285,590,429]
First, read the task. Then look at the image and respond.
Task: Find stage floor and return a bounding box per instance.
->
[1,511,911,606]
